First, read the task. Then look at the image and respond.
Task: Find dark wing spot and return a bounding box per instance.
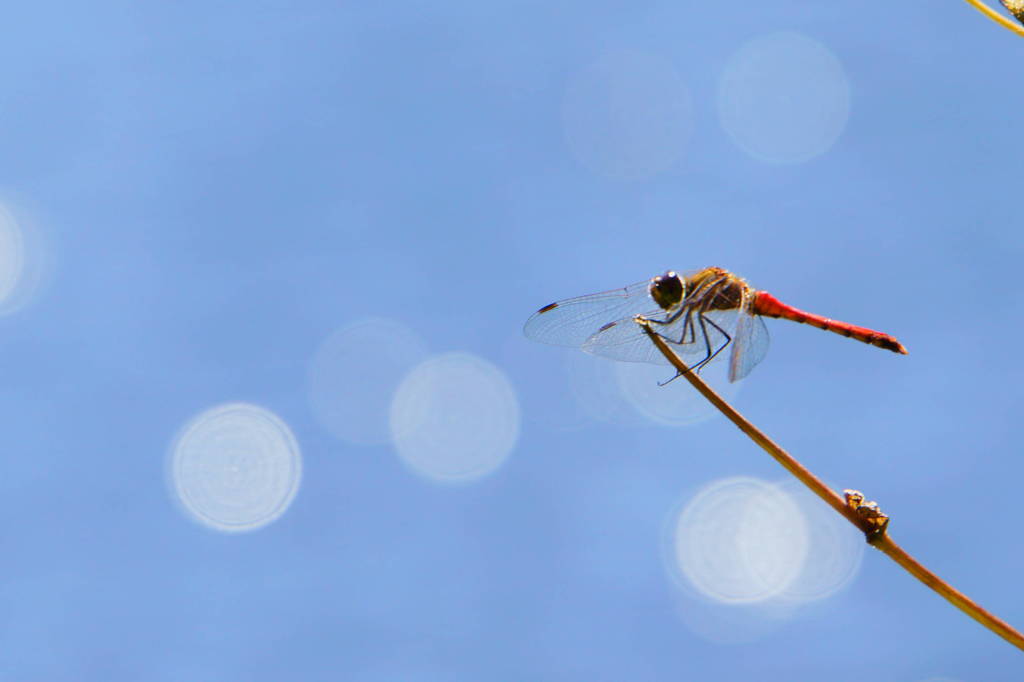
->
[598,321,617,332]
[537,302,558,314]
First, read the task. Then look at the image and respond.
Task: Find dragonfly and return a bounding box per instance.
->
[524,267,907,382]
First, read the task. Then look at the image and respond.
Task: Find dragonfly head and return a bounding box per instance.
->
[649,271,685,311]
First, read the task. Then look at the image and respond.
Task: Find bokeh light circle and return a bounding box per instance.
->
[566,351,647,428]
[0,205,25,306]
[615,354,743,427]
[718,32,850,163]
[668,476,865,611]
[308,318,429,445]
[562,50,694,181]
[169,403,302,532]
[0,201,50,315]
[672,477,808,604]
[390,352,520,483]
[773,480,864,604]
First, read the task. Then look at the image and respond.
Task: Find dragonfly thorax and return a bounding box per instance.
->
[649,271,685,311]
[681,267,748,311]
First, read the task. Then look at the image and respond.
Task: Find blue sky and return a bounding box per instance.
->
[2,2,1023,679]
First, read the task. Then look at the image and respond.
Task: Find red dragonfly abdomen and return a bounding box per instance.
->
[751,291,908,355]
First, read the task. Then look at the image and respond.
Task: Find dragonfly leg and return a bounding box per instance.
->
[651,310,697,386]
[681,309,697,345]
[690,312,732,373]
[647,307,695,345]
[646,305,685,328]
[657,372,683,387]
[655,310,726,386]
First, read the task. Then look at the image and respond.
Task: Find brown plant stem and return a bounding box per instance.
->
[964,0,1024,35]
[637,317,1024,651]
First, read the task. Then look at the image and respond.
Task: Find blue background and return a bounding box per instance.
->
[2,1,1022,679]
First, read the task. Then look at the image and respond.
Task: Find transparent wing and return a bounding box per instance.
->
[523,280,663,347]
[728,310,770,382]
[583,308,739,367]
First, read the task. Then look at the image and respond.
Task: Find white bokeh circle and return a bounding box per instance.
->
[308,318,429,446]
[0,201,50,315]
[390,352,519,483]
[615,355,743,427]
[718,32,850,163]
[668,475,865,613]
[672,477,808,604]
[0,205,24,306]
[772,480,864,604]
[563,50,694,180]
[169,402,302,532]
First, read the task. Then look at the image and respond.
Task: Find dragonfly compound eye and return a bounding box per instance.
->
[649,271,685,310]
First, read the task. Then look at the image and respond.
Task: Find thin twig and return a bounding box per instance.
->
[963,0,1024,36]
[637,317,1024,652]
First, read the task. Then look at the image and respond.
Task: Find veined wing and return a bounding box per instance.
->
[584,308,739,366]
[727,310,770,382]
[523,279,663,348]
